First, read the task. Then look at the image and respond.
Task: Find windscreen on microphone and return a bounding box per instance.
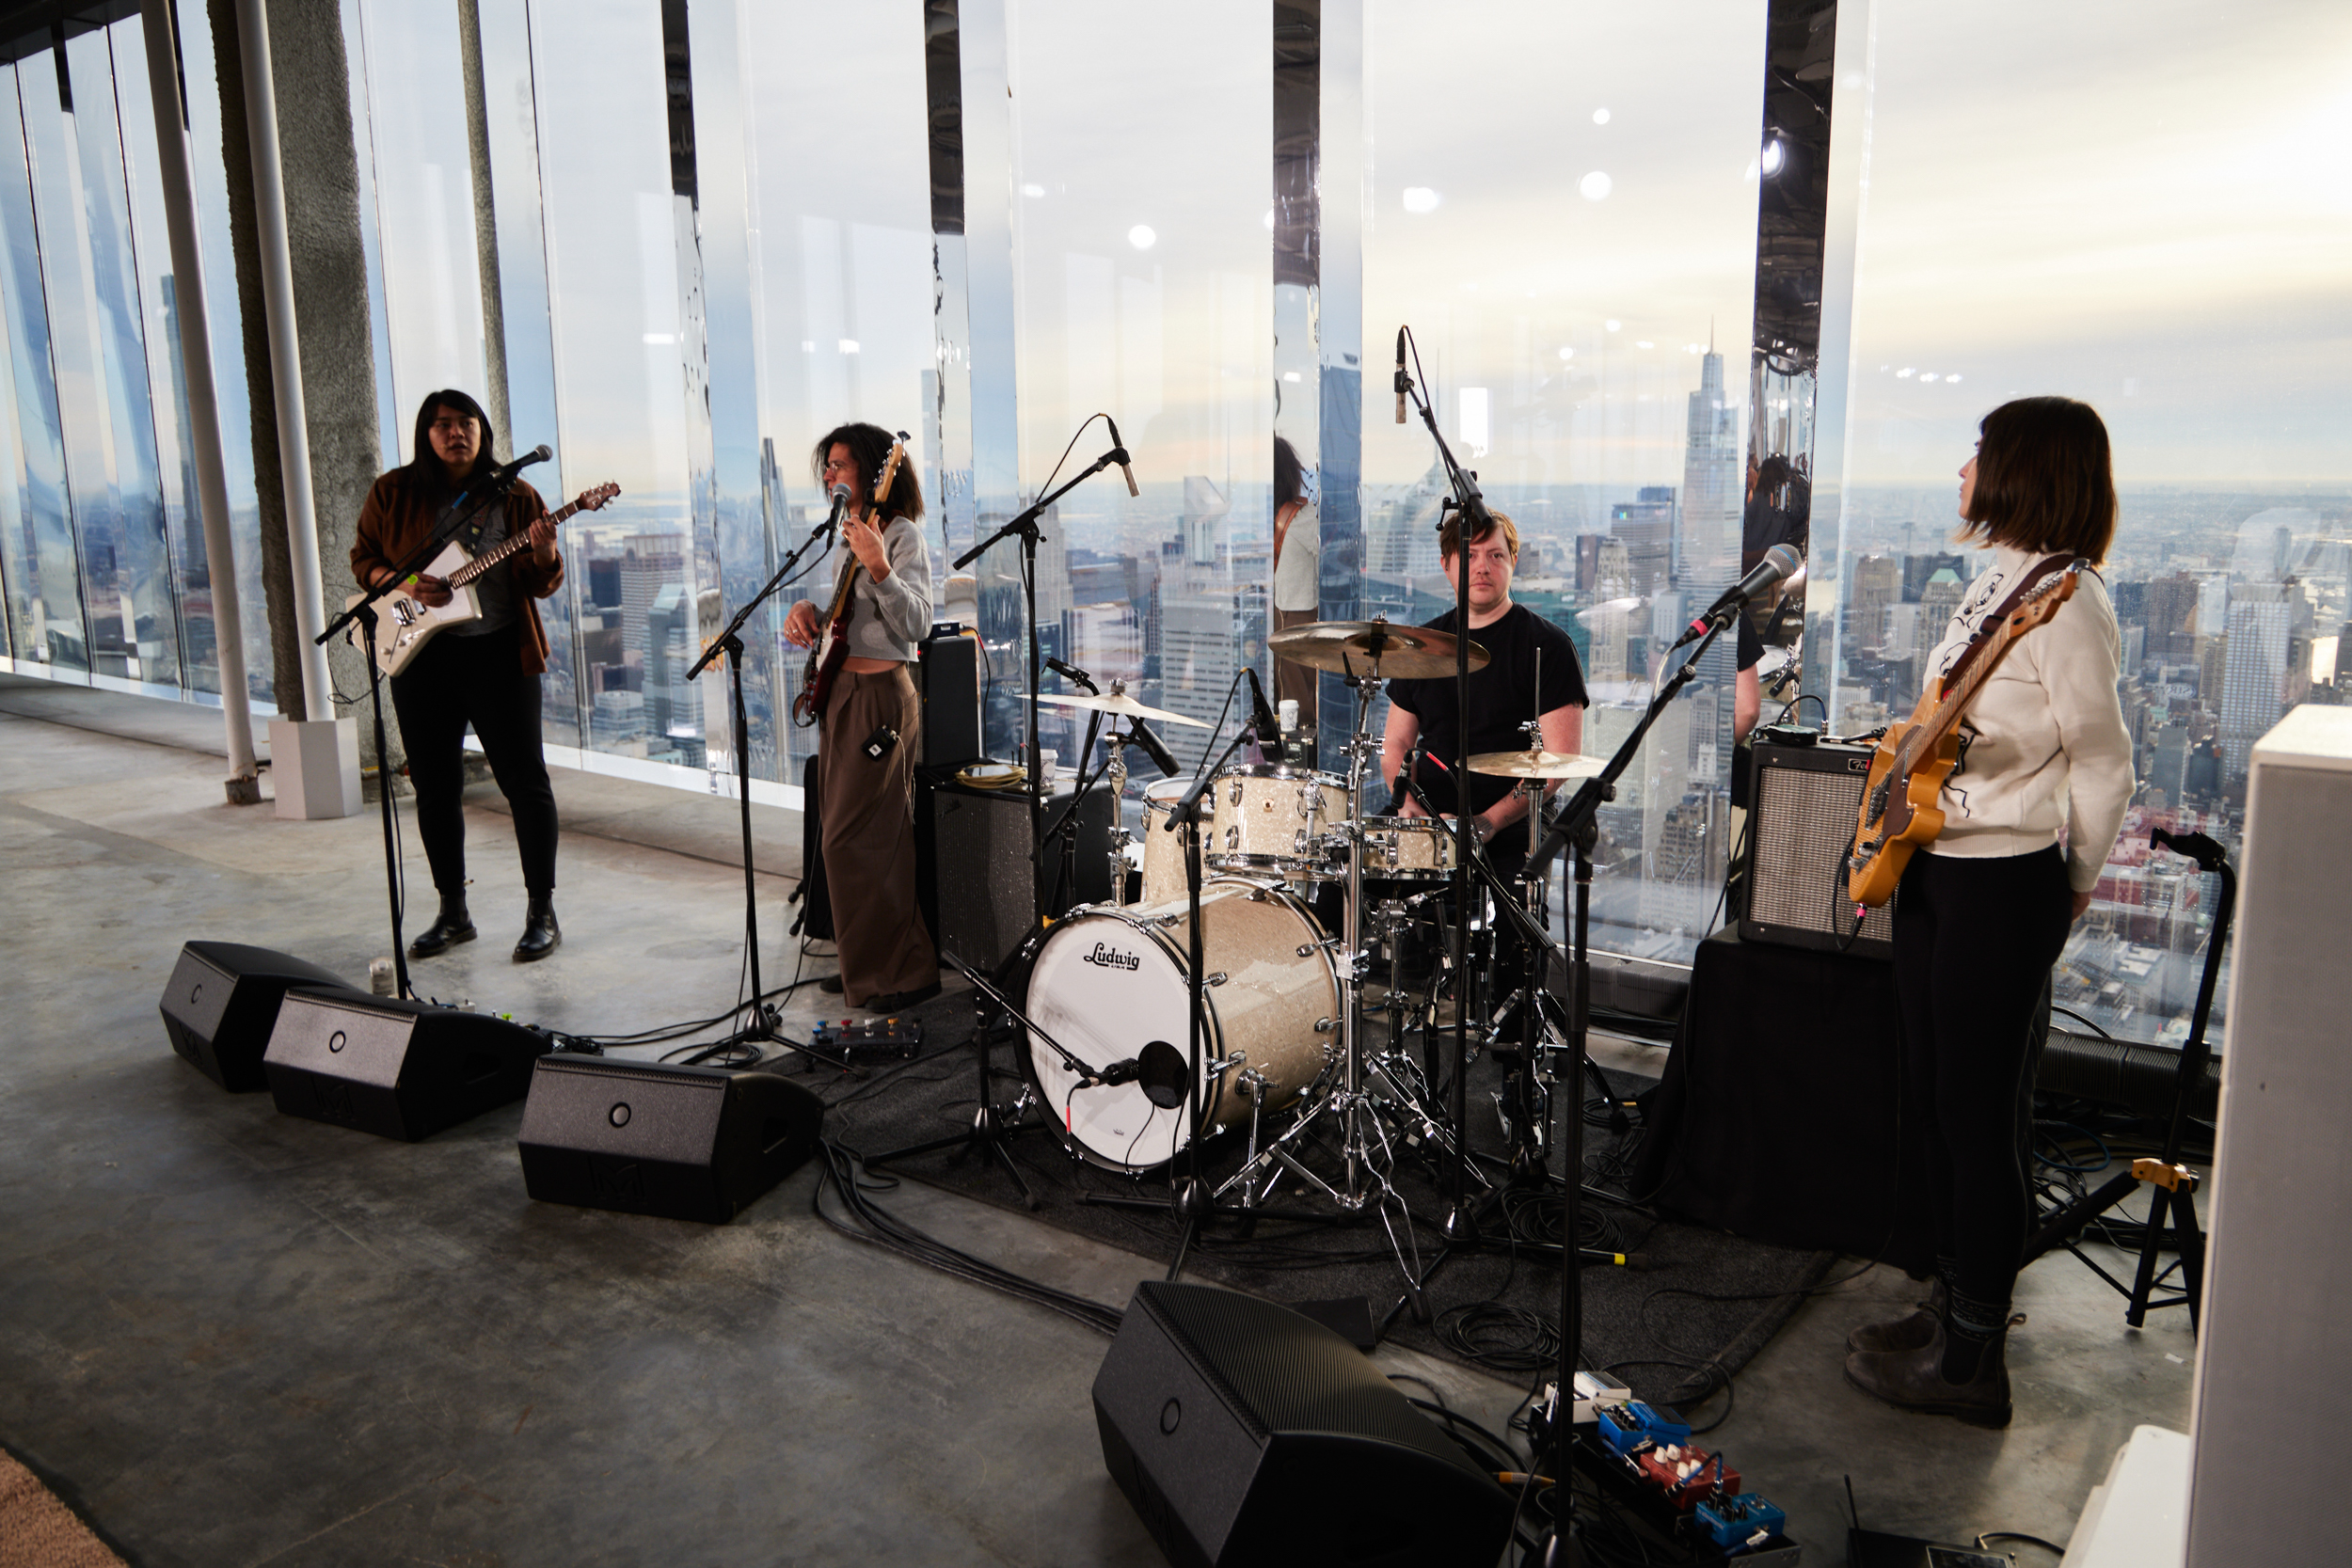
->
[1124,718,1181,779]
[1242,666,1286,762]
[1136,1039,1189,1109]
[1106,416,1140,498]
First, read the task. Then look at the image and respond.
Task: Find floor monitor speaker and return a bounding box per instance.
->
[262,990,546,1140]
[159,942,353,1092]
[918,628,983,769]
[1740,738,1899,959]
[1093,1281,1514,1568]
[516,1056,824,1223]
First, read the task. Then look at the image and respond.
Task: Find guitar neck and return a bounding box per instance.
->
[445,497,589,589]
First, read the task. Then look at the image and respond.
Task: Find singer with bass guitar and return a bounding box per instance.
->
[351,389,574,963]
[783,422,940,1013]
[1841,396,2134,1430]
[1378,509,1586,884]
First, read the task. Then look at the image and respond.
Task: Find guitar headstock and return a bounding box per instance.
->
[574,483,621,513]
[868,433,912,513]
[2007,558,2086,634]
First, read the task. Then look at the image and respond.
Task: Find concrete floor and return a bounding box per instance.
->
[0,675,2197,1566]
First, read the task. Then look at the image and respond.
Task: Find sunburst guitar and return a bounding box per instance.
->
[346,483,620,680]
[791,433,909,727]
[1845,554,2085,909]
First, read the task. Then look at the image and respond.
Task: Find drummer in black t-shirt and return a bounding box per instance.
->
[1378,510,1587,884]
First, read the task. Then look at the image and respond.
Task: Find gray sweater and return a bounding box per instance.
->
[830,515,934,662]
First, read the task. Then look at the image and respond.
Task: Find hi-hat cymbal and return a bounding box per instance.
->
[1466,748,1608,781]
[1039,691,1212,728]
[1267,619,1489,680]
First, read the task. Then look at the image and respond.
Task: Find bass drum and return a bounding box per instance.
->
[1024,879,1337,1172]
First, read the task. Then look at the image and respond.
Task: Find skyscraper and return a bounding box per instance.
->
[2219,582,2296,782]
[1677,346,1740,590]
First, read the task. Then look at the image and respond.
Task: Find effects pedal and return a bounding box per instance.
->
[810,1016,924,1056]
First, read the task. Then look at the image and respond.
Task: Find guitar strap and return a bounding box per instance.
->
[1938,552,2077,695]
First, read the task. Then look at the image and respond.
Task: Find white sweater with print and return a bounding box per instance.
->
[1919,544,2136,892]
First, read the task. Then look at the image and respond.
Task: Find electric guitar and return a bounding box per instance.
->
[346,483,620,680]
[791,434,909,727]
[1845,554,2084,909]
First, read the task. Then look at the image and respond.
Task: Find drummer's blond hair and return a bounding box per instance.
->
[1438,509,1518,565]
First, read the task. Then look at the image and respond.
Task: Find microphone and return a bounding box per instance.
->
[824,482,852,531]
[1043,656,1097,693]
[462,443,552,499]
[1672,544,1802,649]
[1124,718,1182,779]
[1106,417,1140,498]
[1394,327,1408,424]
[1243,667,1287,762]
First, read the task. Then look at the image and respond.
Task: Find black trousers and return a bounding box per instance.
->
[389,622,559,895]
[1890,845,2073,1309]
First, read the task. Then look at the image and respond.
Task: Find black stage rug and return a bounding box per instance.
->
[795,989,1832,1410]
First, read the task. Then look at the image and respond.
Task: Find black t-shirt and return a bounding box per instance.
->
[1387,602,1587,855]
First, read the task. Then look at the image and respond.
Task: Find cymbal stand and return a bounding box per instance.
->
[1102,728,1133,907]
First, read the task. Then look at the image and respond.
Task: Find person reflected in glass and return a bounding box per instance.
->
[351,390,566,961]
[1377,510,1586,886]
[783,424,940,1013]
[1270,436,1319,741]
[1843,396,2135,1426]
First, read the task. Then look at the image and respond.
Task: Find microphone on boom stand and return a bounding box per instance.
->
[1671,544,1802,650]
[458,443,552,502]
[1394,327,1409,424]
[1243,666,1288,763]
[1044,656,1098,694]
[1105,416,1141,498]
[1125,718,1182,780]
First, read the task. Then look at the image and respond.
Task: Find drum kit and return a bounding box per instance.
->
[997,615,1604,1293]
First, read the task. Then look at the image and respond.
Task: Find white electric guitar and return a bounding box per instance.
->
[347,483,619,680]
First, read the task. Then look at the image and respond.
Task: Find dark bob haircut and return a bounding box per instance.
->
[1275,436,1304,511]
[1961,396,2117,564]
[409,388,495,482]
[810,422,924,523]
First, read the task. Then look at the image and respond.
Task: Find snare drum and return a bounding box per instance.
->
[1205,765,1347,880]
[1137,777,1190,905]
[1357,815,1459,881]
[1024,879,1336,1172]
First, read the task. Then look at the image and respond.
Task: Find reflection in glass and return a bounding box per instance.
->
[1364,1,1765,962]
[0,63,83,671]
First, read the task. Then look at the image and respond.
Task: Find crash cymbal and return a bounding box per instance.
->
[1039,690,1212,728]
[1267,619,1488,680]
[1465,748,1608,781]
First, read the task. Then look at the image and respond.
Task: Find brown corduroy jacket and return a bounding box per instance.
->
[350,468,564,673]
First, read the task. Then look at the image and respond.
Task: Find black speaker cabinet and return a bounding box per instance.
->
[262,989,547,1140]
[1740,738,1899,959]
[918,627,983,769]
[917,776,1112,971]
[159,942,353,1091]
[516,1056,824,1223]
[1093,1281,1513,1568]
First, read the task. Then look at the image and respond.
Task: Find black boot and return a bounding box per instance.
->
[1843,1308,2012,1428]
[514,894,561,962]
[1846,1275,1947,1355]
[410,892,476,958]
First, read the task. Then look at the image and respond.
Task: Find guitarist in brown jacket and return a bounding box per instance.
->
[1843,397,2135,1428]
[351,389,566,963]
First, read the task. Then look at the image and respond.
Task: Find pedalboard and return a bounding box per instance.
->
[1572,1430,1801,1564]
[808,1016,925,1055]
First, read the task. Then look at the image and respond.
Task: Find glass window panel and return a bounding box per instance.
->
[68,27,181,690]
[1363,1,1766,962]
[0,62,81,670]
[337,0,405,476]
[530,0,707,766]
[1005,0,1272,775]
[1836,0,2352,1041]
[109,18,216,695]
[169,7,272,707]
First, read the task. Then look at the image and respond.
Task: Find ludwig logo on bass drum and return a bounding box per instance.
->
[1083,942,1142,971]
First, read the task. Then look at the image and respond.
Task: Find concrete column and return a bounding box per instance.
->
[454,0,511,445]
[138,0,262,804]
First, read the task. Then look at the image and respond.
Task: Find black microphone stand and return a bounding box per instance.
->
[686,509,843,1048]
[317,468,531,1003]
[952,437,1132,928]
[1396,325,1500,1243]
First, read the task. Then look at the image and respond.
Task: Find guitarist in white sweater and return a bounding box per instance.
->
[1843,397,2136,1427]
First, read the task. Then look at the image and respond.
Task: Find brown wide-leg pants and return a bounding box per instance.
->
[818,666,937,1007]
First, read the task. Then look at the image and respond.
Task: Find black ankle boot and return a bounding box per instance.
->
[514,895,561,962]
[410,893,476,958]
[1846,1275,1947,1354]
[1843,1311,2012,1428]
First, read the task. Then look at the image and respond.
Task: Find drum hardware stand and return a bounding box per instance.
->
[2024,828,2233,1329]
[952,419,1133,931]
[316,462,537,1006]
[1036,705,1106,919]
[862,943,1112,1211]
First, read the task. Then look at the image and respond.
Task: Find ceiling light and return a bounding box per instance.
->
[1759,136,1787,177]
[1593,108,1611,125]
[1402,186,1441,214]
[1579,170,1612,201]
[1127,225,1156,250]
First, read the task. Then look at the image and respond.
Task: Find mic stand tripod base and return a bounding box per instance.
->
[861,953,1041,1211]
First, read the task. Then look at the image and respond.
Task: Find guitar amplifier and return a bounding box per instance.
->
[1740,739,1899,959]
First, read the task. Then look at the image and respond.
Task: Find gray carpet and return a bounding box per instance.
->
[791,987,1834,1413]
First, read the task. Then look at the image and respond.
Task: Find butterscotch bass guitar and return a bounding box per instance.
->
[1845,553,2086,909]
[790,433,909,727]
[346,483,620,680]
